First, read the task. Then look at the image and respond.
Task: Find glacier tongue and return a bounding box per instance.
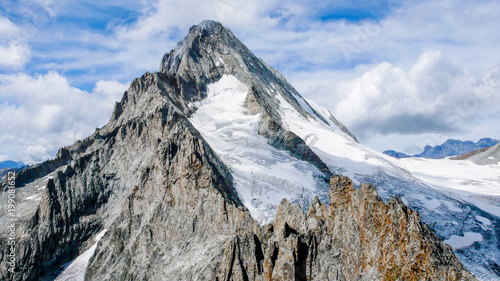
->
[189,75,329,224]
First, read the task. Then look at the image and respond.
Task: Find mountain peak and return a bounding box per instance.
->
[190,20,224,34]
[183,20,232,47]
[158,20,248,87]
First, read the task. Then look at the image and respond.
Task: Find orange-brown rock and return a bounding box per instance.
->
[213,175,475,280]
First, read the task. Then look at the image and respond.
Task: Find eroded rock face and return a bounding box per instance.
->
[214,175,476,281]
[85,108,253,280]
[86,171,476,280]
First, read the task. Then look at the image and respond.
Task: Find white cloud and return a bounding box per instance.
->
[114,0,279,41]
[0,72,128,164]
[0,17,31,69]
[17,0,499,93]
[32,0,60,17]
[0,40,31,68]
[20,145,51,164]
[0,17,21,36]
[299,50,500,145]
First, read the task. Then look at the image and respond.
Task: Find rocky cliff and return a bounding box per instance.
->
[0,20,478,280]
[212,175,474,280]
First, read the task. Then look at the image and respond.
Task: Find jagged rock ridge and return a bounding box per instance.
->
[211,175,474,280]
[0,20,482,280]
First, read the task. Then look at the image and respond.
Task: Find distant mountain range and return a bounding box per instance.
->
[0,161,25,179]
[0,160,24,169]
[384,138,499,159]
[382,150,412,159]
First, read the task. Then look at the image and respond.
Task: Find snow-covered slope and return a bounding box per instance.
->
[190,72,500,280]
[396,157,500,217]
[4,20,495,281]
[190,75,329,224]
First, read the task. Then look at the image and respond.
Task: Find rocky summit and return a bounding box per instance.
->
[0,20,487,280]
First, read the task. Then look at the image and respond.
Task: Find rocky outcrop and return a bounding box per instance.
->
[0,70,244,280]
[453,142,500,165]
[214,175,475,280]
[85,107,250,280]
[85,165,477,280]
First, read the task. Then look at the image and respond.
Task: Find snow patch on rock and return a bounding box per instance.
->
[444,232,483,250]
[56,229,108,281]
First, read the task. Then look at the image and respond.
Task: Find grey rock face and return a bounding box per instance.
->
[86,105,250,280]
[457,143,500,165]
[0,20,476,280]
[1,70,244,280]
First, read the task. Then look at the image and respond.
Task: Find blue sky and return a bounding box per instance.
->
[1,0,500,163]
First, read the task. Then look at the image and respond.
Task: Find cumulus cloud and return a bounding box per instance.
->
[0,16,21,35]
[0,17,31,69]
[8,0,499,87]
[0,40,31,68]
[0,72,128,164]
[312,51,500,141]
[114,0,279,41]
